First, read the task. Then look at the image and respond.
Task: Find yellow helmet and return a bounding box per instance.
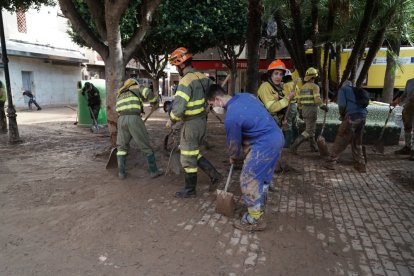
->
[304,67,318,81]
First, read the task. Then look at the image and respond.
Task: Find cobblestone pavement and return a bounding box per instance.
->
[159,146,414,275]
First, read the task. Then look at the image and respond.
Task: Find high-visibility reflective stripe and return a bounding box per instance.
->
[248,210,263,219]
[197,153,202,159]
[117,150,127,156]
[175,91,190,102]
[117,97,142,105]
[300,101,316,105]
[184,167,198,173]
[181,149,200,156]
[265,100,276,109]
[149,96,157,103]
[116,104,141,112]
[170,112,182,121]
[184,107,205,115]
[186,98,205,107]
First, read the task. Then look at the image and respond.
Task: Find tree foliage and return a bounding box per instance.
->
[0,0,54,11]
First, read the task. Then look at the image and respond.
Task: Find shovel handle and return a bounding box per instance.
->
[224,164,234,192]
[379,106,395,138]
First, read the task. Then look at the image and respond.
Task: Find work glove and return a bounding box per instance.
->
[320,105,329,112]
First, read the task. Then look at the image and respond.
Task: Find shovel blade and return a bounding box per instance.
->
[317,136,329,157]
[106,148,118,169]
[166,150,182,175]
[373,140,385,154]
[216,189,235,217]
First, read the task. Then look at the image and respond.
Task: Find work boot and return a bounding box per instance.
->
[233,213,267,232]
[409,150,414,161]
[394,146,411,155]
[283,130,293,148]
[197,156,222,191]
[146,153,163,178]
[175,173,197,198]
[309,137,319,152]
[354,162,366,173]
[290,135,306,154]
[117,155,126,180]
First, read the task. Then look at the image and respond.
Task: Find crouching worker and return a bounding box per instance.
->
[206,84,284,232]
[115,78,163,179]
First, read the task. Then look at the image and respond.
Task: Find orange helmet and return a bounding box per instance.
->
[267,59,286,72]
[169,47,193,65]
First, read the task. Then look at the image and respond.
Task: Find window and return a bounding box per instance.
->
[16,11,27,33]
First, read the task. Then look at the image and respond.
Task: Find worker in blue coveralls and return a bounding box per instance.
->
[206,84,284,232]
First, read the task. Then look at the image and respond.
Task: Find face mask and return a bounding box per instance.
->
[213,106,225,114]
[212,99,225,114]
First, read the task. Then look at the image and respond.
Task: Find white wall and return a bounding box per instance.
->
[7,56,81,108]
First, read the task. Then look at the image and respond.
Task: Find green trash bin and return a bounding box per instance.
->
[77,79,107,127]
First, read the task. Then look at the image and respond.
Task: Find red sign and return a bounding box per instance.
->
[192,59,293,70]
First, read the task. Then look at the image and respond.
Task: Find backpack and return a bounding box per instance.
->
[352,87,370,108]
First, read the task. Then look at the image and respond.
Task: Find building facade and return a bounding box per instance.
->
[0,5,87,108]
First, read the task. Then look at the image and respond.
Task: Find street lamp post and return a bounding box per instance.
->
[0,9,21,143]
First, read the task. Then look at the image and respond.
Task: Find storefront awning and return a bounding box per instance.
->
[2,39,88,64]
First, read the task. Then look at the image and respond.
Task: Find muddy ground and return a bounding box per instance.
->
[0,106,411,276]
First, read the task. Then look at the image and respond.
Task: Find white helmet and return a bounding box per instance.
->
[285,69,292,76]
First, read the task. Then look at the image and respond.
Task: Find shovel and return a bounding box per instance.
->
[215,164,235,217]
[373,106,395,154]
[106,107,158,170]
[317,106,329,157]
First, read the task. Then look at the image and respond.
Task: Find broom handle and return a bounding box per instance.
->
[379,107,394,139]
[281,78,300,129]
[224,164,234,192]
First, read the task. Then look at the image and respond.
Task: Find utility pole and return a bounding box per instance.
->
[0,9,21,143]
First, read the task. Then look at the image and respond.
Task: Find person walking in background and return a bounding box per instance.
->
[206,84,284,231]
[82,82,101,122]
[0,81,7,133]
[324,80,368,172]
[22,90,42,111]
[290,67,328,154]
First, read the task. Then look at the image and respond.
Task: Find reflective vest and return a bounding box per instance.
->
[116,84,157,115]
[257,81,288,115]
[170,69,211,121]
[296,82,322,108]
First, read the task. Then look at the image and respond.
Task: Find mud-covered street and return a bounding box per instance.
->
[1,107,413,276]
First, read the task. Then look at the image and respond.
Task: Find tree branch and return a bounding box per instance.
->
[85,0,107,39]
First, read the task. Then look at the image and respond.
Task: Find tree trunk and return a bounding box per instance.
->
[229,63,238,96]
[321,42,330,100]
[289,0,308,76]
[105,21,125,145]
[310,0,320,69]
[152,78,160,96]
[356,26,387,88]
[245,0,262,94]
[335,44,342,86]
[341,0,377,86]
[382,38,401,103]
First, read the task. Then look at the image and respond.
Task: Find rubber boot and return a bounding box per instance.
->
[197,156,222,191]
[283,130,293,148]
[117,155,126,180]
[146,153,163,178]
[175,173,197,198]
[290,135,306,154]
[309,137,319,152]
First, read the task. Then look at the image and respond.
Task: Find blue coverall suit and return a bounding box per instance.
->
[224,93,284,219]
